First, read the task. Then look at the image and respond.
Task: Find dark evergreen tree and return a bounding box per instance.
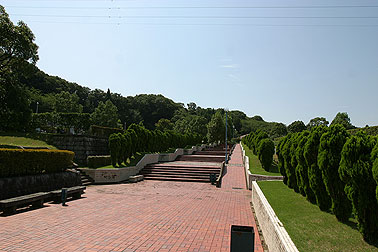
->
[304,126,331,211]
[318,124,352,222]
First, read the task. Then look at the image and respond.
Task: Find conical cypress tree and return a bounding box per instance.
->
[318,124,352,222]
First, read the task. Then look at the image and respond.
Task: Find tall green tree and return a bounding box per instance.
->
[304,126,331,211]
[54,91,83,113]
[0,5,38,131]
[339,133,378,242]
[288,120,307,133]
[307,117,329,130]
[331,112,355,130]
[207,111,225,143]
[90,100,119,128]
[318,124,352,222]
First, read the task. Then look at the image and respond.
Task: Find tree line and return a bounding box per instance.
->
[242,130,275,172]
[276,124,378,243]
[108,123,202,167]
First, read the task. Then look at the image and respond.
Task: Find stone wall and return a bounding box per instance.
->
[0,171,82,200]
[48,135,109,165]
[251,181,299,252]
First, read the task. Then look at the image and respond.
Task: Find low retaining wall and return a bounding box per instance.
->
[252,181,299,252]
[240,144,283,189]
[81,144,209,184]
[0,171,82,200]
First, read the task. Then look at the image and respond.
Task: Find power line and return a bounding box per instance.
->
[10,14,378,19]
[5,5,378,10]
[23,20,378,27]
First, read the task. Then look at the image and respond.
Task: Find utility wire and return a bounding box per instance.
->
[23,20,378,27]
[10,14,378,19]
[5,5,378,9]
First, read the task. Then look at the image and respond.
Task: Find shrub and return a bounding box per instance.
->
[289,133,300,193]
[258,138,275,171]
[252,130,268,155]
[304,126,331,211]
[87,155,111,168]
[339,132,378,242]
[295,130,310,197]
[281,134,296,189]
[318,124,352,222]
[277,134,289,184]
[109,133,121,167]
[373,141,378,202]
[0,148,74,178]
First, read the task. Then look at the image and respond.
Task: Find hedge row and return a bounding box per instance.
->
[0,148,74,178]
[109,123,202,167]
[87,155,111,168]
[242,130,275,171]
[277,125,378,242]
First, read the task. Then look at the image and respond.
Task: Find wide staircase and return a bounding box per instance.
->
[139,144,233,183]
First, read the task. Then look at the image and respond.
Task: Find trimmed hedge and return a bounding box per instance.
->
[87,155,111,168]
[0,148,74,178]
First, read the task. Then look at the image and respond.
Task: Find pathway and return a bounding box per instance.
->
[0,144,262,252]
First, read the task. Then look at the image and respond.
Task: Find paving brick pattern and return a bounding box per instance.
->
[0,144,262,252]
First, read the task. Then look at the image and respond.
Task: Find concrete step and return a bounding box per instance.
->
[144,166,220,172]
[140,170,218,177]
[176,155,225,162]
[143,176,210,183]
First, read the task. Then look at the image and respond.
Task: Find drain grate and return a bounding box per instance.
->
[232,187,243,190]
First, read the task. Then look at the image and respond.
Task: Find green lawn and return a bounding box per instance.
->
[241,142,281,176]
[258,181,378,252]
[0,134,56,149]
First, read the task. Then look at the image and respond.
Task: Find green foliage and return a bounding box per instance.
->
[31,112,91,133]
[288,120,307,133]
[108,133,121,167]
[109,124,202,167]
[90,125,124,138]
[277,134,289,184]
[288,133,300,193]
[258,138,275,171]
[304,126,331,210]
[155,118,174,132]
[339,132,378,242]
[331,112,355,130]
[373,141,378,202]
[252,130,269,155]
[53,91,83,113]
[0,6,38,131]
[87,155,111,168]
[0,148,74,178]
[307,117,329,130]
[207,111,225,143]
[349,125,378,137]
[294,130,310,197]
[318,124,352,222]
[240,116,287,138]
[90,100,120,128]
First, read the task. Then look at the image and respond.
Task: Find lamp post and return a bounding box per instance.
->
[36,102,39,113]
[225,109,228,164]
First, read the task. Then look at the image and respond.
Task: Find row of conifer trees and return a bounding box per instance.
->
[109,123,202,167]
[242,130,275,171]
[276,124,378,242]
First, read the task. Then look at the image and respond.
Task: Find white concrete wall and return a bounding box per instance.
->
[83,145,210,183]
[252,181,299,252]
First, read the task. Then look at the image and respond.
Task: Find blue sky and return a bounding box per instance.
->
[2,0,378,127]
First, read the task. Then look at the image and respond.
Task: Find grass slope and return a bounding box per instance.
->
[241,142,281,176]
[258,181,378,252]
[0,133,56,149]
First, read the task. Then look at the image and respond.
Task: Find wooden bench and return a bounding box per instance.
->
[50,186,86,203]
[0,192,51,215]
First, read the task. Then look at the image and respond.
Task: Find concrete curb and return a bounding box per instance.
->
[252,181,299,252]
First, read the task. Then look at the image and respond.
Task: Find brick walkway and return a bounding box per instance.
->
[0,144,262,252]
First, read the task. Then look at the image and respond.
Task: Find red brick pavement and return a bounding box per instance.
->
[0,144,262,252]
